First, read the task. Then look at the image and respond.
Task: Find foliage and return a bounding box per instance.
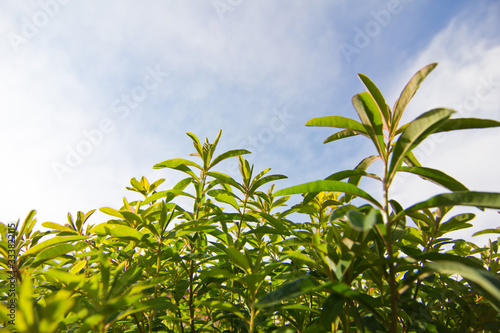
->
[2,63,500,332]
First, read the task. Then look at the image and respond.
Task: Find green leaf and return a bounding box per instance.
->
[323,129,360,143]
[209,190,241,211]
[275,180,382,209]
[473,227,500,237]
[43,268,85,286]
[253,212,290,233]
[120,211,144,226]
[133,297,177,312]
[348,208,378,232]
[438,213,475,235]
[388,108,454,183]
[245,226,285,235]
[403,150,422,167]
[32,242,87,266]
[109,225,145,241]
[199,300,245,319]
[18,210,37,243]
[391,63,437,135]
[207,171,244,192]
[41,222,76,233]
[283,251,321,270]
[153,158,201,179]
[394,192,500,221]
[108,266,142,298]
[434,118,500,133]
[209,149,251,169]
[70,260,87,274]
[398,166,468,192]
[22,235,88,256]
[142,190,194,205]
[222,246,252,273]
[256,277,320,308]
[352,92,386,159]
[91,223,145,241]
[100,207,124,219]
[343,155,380,203]
[319,293,346,330]
[306,116,368,134]
[18,276,34,331]
[203,130,222,167]
[325,169,381,183]
[200,268,237,279]
[358,73,391,127]
[186,132,203,157]
[250,174,288,194]
[426,260,500,311]
[414,252,483,268]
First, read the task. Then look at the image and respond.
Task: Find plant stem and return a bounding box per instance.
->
[189,259,195,333]
[383,143,399,333]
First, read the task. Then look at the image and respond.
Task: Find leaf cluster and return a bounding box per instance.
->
[2,64,500,332]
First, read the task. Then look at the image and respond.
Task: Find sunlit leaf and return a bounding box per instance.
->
[306,116,368,134]
[389,108,454,183]
[41,222,76,233]
[394,192,500,221]
[473,227,500,237]
[358,73,391,127]
[275,180,382,209]
[434,118,500,133]
[323,129,361,143]
[100,207,124,219]
[352,92,386,159]
[22,235,88,256]
[210,149,251,169]
[398,166,468,192]
[32,242,88,266]
[391,63,437,135]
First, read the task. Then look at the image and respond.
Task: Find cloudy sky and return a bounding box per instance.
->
[1,0,499,244]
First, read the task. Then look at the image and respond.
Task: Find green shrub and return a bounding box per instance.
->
[2,63,500,332]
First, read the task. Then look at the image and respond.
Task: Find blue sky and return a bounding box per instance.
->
[1,0,499,243]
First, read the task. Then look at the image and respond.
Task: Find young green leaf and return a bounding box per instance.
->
[153,158,202,171]
[433,118,500,133]
[31,242,88,267]
[306,116,368,134]
[391,63,438,136]
[352,92,387,159]
[323,129,360,143]
[394,192,500,221]
[209,149,251,169]
[22,235,88,256]
[358,73,391,128]
[275,180,382,209]
[388,108,454,184]
[41,222,76,233]
[398,166,468,192]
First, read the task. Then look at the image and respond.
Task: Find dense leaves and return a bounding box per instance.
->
[2,64,500,332]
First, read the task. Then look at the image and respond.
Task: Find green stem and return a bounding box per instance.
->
[237,195,249,240]
[383,142,399,333]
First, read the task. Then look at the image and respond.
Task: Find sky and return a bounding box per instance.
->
[1,0,499,245]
